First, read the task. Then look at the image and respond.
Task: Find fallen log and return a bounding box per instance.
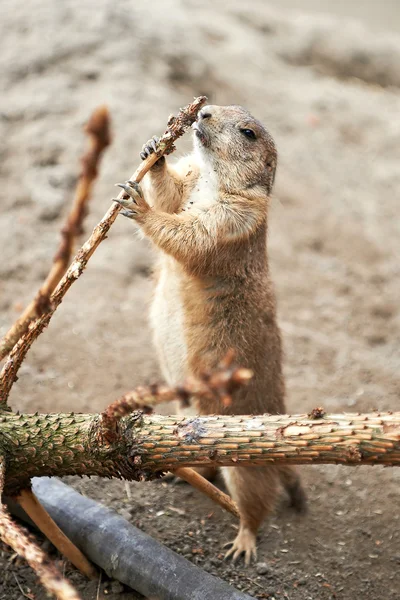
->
[1,410,399,495]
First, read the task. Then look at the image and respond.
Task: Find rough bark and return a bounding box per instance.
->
[1,410,399,495]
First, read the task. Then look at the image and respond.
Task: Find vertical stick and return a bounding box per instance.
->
[16,489,97,580]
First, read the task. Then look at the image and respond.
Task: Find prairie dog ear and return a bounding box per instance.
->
[266,158,277,192]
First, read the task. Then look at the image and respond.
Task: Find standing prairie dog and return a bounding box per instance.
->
[115,105,307,564]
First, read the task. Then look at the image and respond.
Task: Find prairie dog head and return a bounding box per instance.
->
[192,104,277,195]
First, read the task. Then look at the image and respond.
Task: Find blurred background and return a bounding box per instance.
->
[0,1,398,599]
[276,0,400,32]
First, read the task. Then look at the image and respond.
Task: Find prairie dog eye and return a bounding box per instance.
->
[240,128,257,140]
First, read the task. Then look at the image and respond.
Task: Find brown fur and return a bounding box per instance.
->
[127,105,307,563]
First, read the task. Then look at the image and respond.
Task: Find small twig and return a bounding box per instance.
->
[16,488,97,580]
[173,467,240,519]
[96,571,102,600]
[0,458,81,600]
[12,573,33,599]
[0,96,207,406]
[100,385,169,440]
[100,350,252,441]
[0,106,111,363]
[100,353,249,518]
[124,481,132,501]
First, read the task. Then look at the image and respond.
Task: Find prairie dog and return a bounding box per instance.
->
[116,105,307,564]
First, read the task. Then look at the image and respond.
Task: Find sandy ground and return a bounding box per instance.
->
[0,1,399,598]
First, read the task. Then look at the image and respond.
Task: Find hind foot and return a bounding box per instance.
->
[224,525,257,566]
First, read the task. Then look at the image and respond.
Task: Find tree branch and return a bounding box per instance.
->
[0,106,111,363]
[0,96,207,406]
[1,410,399,496]
[0,457,81,600]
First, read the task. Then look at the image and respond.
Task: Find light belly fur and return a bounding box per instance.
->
[149,153,219,388]
[150,257,188,386]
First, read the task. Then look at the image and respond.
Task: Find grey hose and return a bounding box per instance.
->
[14,478,254,600]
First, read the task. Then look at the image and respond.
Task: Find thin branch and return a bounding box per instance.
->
[0,96,207,406]
[0,458,81,600]
[100,350,252,441]
[0,106,111,363]
[99,353,250,517]
[16,488,97,580]
[173,466,240,518]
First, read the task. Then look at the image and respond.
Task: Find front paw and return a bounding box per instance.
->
[113,180,151,221]
[140,136,165,167]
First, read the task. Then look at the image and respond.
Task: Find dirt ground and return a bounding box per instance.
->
[0,1,399,598]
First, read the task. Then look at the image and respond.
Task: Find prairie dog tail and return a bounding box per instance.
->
[280,466,308,514]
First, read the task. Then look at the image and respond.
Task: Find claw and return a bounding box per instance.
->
[223,541,233,550]
[113,197,136,208]
[120,209,137,219]
[115,181,143,201]
[224,545,242,563]
[116,182,132,194]
[141,144,152,159]
[113,197,137,218]
[140,136,160,160]
[126,180,143,197]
